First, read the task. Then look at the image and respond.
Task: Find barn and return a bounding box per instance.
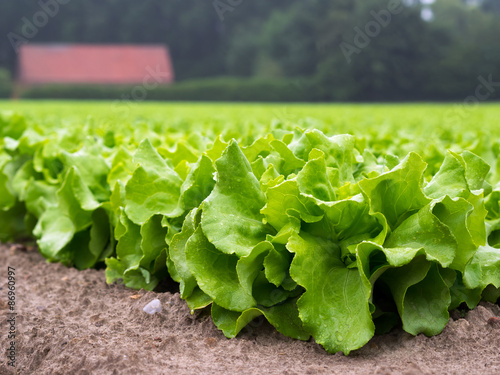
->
[17,44,174,86]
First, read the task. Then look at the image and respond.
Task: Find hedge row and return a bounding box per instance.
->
[0,68,12,98]
[18,77,320,102]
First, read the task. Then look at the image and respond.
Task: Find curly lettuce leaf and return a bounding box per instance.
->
[288,233,374,354]
[201,140,270,257]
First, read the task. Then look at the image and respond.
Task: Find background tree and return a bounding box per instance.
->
[0,0,499,100]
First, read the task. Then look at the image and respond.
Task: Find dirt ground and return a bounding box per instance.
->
[1,243,499,375]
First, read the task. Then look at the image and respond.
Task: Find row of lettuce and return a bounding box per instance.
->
[1,112,500,355]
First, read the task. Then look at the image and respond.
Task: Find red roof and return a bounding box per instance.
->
[18,44,174,85]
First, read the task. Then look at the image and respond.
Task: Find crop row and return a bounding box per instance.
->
[1,112,499,354]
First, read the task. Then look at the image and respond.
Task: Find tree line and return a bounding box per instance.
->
[1,0,499,101]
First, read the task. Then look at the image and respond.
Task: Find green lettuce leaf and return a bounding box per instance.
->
[381,256,451,336]
[201,140,270,257]
[185,226,255,311]
[359,152,431,230]
[288,233,374,354]
[212,297,310,341]
[124,139,183,225]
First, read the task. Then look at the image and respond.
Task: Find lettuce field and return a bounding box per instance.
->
[1,101,500,355]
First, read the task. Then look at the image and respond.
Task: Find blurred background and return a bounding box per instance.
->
[0,0,499,102]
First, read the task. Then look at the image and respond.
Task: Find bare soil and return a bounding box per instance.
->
[1,243,500,375]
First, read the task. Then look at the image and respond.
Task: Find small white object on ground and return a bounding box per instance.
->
[143,299,162,314]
